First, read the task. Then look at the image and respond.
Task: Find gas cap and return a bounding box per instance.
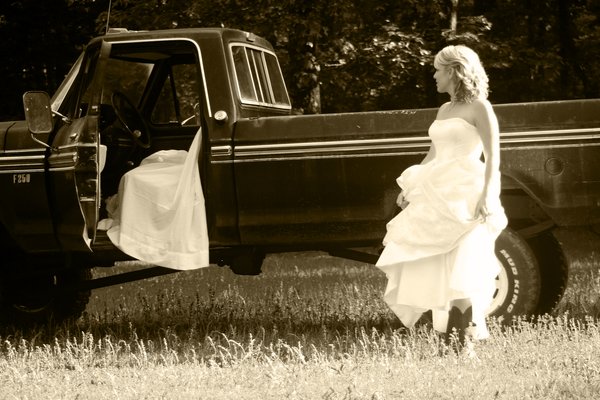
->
[545,157,564,175]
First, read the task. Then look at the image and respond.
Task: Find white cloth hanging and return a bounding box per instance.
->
[106,128,209,270]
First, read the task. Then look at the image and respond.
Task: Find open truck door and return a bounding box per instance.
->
[46,40,112,251]
[0,42,112,325]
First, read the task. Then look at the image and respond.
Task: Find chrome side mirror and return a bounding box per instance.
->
[23,91,53,134]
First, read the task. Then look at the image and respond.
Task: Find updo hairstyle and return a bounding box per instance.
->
[434,45,489,103]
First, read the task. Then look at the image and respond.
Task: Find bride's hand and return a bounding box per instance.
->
[397,191,409,209]
[474,195,490,221]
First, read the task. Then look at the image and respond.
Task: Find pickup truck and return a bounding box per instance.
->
[1,27,599,326]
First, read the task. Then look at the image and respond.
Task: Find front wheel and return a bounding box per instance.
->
[0,267,92,327]
[487,228,542,323]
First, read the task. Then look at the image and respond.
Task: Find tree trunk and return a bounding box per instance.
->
[450,0,459,33]
[557,0,592,97]
[299,42,322,114]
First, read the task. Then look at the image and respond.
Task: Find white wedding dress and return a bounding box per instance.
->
[376,118,507,339]
[105,128,209,270]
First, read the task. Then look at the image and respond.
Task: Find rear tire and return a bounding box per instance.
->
[528,232,568,314]
[487,228,541,323]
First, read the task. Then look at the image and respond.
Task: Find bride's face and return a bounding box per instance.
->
[433,66,454,95]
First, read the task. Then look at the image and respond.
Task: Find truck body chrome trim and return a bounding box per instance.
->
[0,168,46,174]
[0,155,45,162]
[211,145,233,157]
[501,127,599,137]
[2,148,47,155]
[0,154,46,172]
[206,126,600,164]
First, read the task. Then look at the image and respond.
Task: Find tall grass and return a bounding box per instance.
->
[1,227,600,399]
[554,227,600,317]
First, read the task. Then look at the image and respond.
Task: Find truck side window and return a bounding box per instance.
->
[231,44,291,110]
[51,53,84,117]
[75,48,101,118]
[264,53,289,106]
[232,46,257,102]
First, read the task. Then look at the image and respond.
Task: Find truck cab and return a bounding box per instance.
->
[0,28,294,324]
[3,28,293,252]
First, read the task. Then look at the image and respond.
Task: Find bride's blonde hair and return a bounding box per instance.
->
[434,45,489,103]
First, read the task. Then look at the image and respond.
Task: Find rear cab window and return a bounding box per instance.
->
[230,44,291,110]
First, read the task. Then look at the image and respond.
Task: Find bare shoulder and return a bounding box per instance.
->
[471,98,495,116]
[471,98,498,127]
[470,99,496,122]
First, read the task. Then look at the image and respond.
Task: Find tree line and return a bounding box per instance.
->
[1,0,598,119]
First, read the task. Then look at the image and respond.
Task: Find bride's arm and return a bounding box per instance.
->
[473,98,500,218]
[396,143,436,208]
[420,143,436,165]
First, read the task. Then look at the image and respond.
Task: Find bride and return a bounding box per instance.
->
[376,45,507,349]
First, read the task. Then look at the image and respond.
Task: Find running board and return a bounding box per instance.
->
[517,220,556,239]
[326,220,556,267]
[79,266,180,291]
[326,248,380,265]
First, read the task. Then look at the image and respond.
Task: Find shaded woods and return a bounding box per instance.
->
[1,0,599,119]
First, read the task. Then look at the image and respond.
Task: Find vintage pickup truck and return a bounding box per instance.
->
[1,27,599,326]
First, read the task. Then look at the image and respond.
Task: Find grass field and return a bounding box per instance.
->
[1,227,600,399]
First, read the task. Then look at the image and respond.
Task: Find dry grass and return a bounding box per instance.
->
[1,227,600,399]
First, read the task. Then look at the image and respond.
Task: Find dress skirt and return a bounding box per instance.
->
[376,155,507,339]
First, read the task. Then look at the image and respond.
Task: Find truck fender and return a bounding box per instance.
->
[500,171,558,236]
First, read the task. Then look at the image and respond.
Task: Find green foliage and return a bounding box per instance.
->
[320,23,432,112]
[0,0,107,119]
[0,0,599,118]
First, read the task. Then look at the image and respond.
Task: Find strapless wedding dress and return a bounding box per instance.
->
[376,118,507,338]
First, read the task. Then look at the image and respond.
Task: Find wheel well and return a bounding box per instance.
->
[0,222,20,254]
[501,186,552,231]
[501,176,567,314]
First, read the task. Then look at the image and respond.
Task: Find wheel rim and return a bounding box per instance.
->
[8,275,56,314]
[486,258,509,316]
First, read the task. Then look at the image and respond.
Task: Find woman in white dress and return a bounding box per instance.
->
[376,45,507,348]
